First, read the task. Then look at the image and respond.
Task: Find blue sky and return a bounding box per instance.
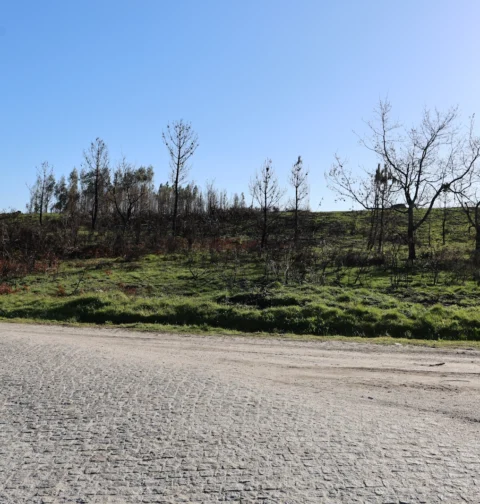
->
[1,0,479,211]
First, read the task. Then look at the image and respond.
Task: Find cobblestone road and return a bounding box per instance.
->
[0,324,479,503]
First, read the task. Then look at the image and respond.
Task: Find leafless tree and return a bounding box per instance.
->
[366,100,480,260]
[28,161,55,225]
[289,156,309,245]
[232,192,246,209]
[331,100,480,260]
[328,158,394,252]
[458,191,480,253]
[205,180,219,215]
[370,163,395,252]
[439,189,453,246]
[249,159,284,249]
[157,183,173,217]
[453,144,480,253]
[162,120,199,236]
[82,138,110,231]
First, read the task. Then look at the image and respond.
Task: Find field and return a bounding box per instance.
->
[1,207,480,341]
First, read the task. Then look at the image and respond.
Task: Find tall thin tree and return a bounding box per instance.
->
[82,138,110,231]
[289,156,309,245]
[250,159,284,250]
[162,120,199,237]
[28,161,55,225]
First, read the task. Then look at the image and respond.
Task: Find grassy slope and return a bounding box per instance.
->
[1,207,479,341]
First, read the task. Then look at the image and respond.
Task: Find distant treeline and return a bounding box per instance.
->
[3,99,480,267]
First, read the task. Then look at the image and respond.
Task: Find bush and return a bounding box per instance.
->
[0,284,14,295]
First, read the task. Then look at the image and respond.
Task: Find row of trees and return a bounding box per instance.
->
[25,102,480,261]
[27,120,310,251]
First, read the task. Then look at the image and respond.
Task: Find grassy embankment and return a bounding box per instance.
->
[1,208,480,342]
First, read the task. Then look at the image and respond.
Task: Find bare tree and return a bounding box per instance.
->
[369,164,395,252]
[162,120,199,236]
[335,100,480,260]
[439,189,453,246]
[205,180,219,215]
[289,155,309,245]
[249,159,284,250]
[458,191,480,253]
[367,101,480,259]
[453,146,480,253]
[82,138,110,231]
[328,158,394,252]
[28,161,55,225]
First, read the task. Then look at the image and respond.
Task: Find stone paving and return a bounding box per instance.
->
[0,326,479,503]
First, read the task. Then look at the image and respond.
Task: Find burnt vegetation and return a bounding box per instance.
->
[3,108,480,340]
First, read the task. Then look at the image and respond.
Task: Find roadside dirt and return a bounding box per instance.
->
[6,323,480,424]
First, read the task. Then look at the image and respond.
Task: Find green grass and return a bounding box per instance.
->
[1,249,480,341]
[1,207,480,342]
[3,316,480,350]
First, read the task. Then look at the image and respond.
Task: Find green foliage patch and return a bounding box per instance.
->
[1,207,480,341]
[1,251,480,340]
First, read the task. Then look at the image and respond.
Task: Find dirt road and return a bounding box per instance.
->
[1,323,479,503]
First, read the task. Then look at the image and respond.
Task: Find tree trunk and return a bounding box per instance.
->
[172,188,178,237]
[92,169,99,231]
[475,228,480,252]
[377,205,384,253]
[294,189,299,246]
[367,209,376,250]
[261,206,267,249]
[407,206,416,261]
[172,160,180,237]
[261,185,268,250]
[39,194,43,226]
[442,208,447,246]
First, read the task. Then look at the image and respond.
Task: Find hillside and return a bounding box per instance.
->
[1,207,479,341]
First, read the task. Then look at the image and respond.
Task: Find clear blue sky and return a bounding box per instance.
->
[1,0,479,211]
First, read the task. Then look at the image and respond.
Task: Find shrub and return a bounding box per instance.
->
[56,284,66,297]
[0,284,14,295]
